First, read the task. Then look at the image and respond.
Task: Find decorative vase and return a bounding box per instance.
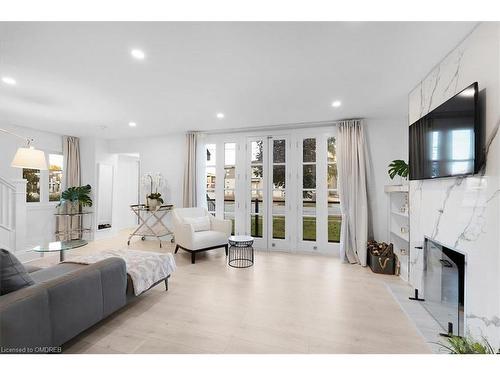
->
[69,201,80,214]
[147,198,160,210]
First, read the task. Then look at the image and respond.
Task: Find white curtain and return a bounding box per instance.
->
[196,134,208,210]
[182,132,198,207]
[63,136,81,188]
[337,119,369,266]
[61,136,81,239]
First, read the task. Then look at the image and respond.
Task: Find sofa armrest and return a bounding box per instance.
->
[210,216,232,237]
[173,222,195,249]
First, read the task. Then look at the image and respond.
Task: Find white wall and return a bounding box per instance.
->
[108,134,185,209]
[364,118,407,242]
[408,22,500,343]
[113,154,140,231]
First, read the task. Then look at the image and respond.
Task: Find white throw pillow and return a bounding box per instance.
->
[183,216,211,232]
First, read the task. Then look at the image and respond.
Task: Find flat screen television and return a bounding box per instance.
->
[409,82,481,180]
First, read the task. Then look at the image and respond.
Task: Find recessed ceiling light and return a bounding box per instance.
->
[130,49,146,60]
[128,122,137,127]
[216,113,225,119]
[2,76,16,86]
[331,100,342,108]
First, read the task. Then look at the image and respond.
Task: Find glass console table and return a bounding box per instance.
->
[54,211,93,241]
[32,239,88,262]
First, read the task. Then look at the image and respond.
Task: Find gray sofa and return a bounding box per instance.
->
[0,257,130,352]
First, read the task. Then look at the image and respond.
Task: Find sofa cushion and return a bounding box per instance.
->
[191,230,228,249]
[30,263,86,283]
[0,249,35,296]
[183,216,211,232]
[24,264,43,273]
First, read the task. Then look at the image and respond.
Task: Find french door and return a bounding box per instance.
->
[204,127,341,254]
[247,136,291,251]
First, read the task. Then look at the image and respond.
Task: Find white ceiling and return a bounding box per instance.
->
[0,22,476,139]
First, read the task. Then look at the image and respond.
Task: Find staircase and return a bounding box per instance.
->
[0,176,15,250]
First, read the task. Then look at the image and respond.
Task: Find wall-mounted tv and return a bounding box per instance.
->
[409,82,481,180]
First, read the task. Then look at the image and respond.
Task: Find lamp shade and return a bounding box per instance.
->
[11,147,48,170]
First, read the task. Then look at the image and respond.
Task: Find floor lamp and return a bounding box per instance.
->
[0,128,48,170]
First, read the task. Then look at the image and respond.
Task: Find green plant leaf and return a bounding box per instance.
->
[61,184,93,207]
[388,160,409,180]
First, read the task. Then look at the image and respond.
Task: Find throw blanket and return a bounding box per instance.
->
[63,249,176,296]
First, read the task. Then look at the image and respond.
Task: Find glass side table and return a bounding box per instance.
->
[32,239,88,262]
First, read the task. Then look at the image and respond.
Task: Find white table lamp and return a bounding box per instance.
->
[1,128,48,170]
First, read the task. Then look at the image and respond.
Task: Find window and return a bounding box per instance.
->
[302,138,316,241]
[23,168,40,202]
[49,154,64,202]
[224,143,236,234]
[206,144,216,213]
[23,151,63,203]
[327,137,341,243]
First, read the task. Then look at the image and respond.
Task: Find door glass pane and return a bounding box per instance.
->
[251,166,263,190]
[273,165,286,188]
[206,144,216,165]
[224,166,235,189]
[327,137,336,163]
[224,143,236,165]
[303,190,316,216]
[251,215,263,238]
[303,138,316,163]
[303,217,316,241]
[273,139,286,163]
[224,190,235,212]
[328,190,340,205]
[206,190,216,212]
[327,164,337,190]
[272,190,286,214]
[303,165,316,189]
[251,141,263,164]
[206,166,216,188]
[273,216,285,239]
[328,216,341,243]
[23,168,40,202]
[250,190,263,214]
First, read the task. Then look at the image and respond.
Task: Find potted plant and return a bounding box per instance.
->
[388,159,409,183]
[436,335,497,354]
[146,192,164,210]
[59,184,93,213]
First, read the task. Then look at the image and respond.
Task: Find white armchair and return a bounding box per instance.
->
[172,207,232,264]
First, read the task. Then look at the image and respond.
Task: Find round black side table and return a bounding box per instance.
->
[228,235,254,268]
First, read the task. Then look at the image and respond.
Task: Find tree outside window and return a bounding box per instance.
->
[23,169,40,202]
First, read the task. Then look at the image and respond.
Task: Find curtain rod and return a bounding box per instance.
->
[197,118,363,135]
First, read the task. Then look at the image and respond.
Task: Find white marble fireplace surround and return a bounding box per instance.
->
[408,22,500,345]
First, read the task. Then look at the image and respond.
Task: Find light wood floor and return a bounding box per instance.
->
[30,231,431,354]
